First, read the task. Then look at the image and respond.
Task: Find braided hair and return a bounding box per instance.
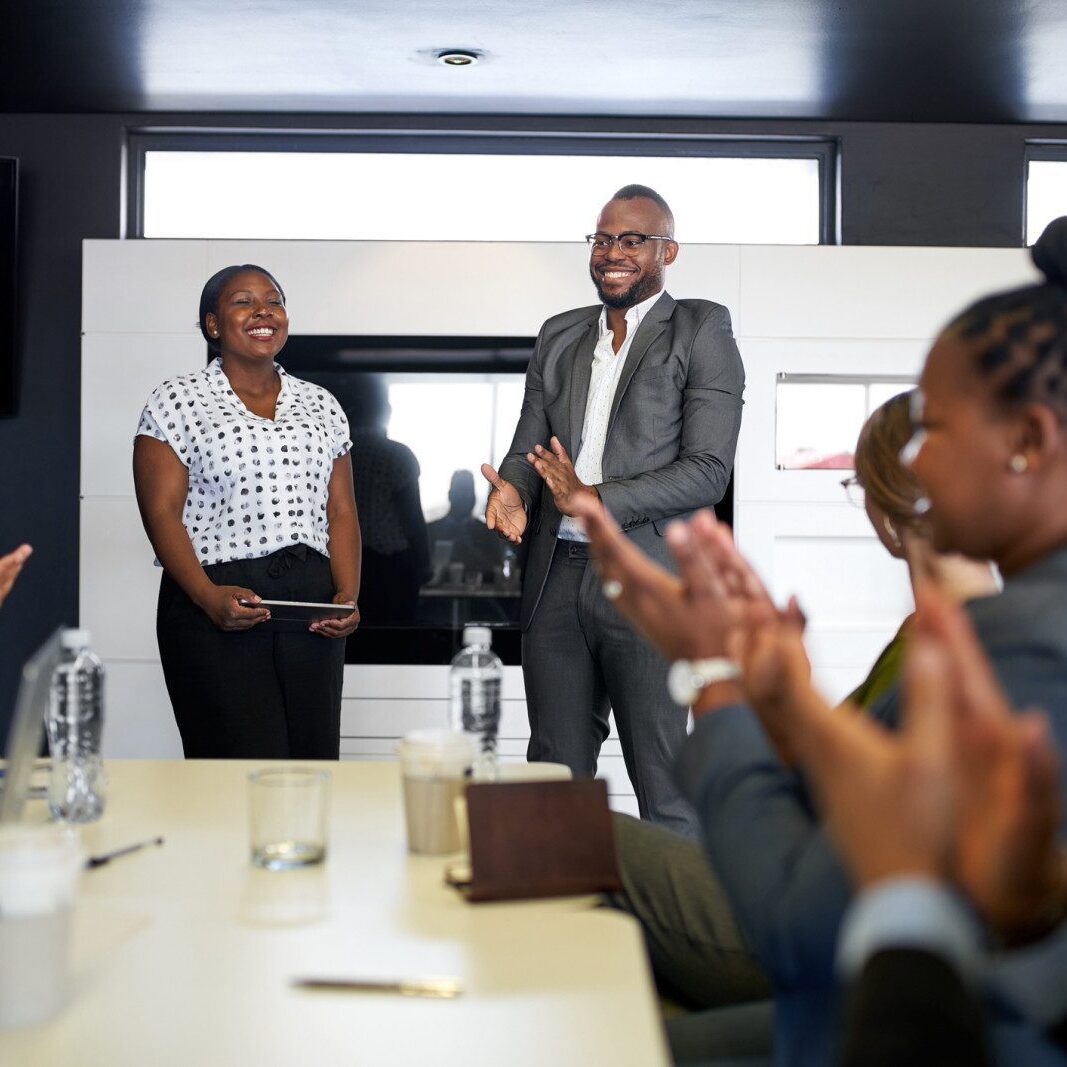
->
[948,218,1067,418]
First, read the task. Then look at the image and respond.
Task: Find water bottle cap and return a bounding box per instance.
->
[60,628,91,650]
[461,625,492,648]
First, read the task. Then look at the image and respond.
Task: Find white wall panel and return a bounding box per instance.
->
[101,660,182,758]
[738,246,1037,340]
[82,332,205,497]
[204,240,742,338]
[82,240,209,334]
[341,698,528,739]
[773,536,911,628]
[80,498,161,662]
[342,664,528,702]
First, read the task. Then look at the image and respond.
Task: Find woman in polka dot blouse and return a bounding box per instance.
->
[133,264,362,758]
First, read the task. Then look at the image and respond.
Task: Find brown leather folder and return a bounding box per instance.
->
[460,778,623,903]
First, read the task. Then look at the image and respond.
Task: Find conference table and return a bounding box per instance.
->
[1,759,669,1066]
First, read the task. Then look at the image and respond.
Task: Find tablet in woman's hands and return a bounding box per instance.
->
[237,598,356,622]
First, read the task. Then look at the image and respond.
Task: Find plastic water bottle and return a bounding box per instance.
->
[46,628,106,823]
[448,625,502,780]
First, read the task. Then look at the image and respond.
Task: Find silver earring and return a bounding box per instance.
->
[883,516,902,550]
[1009,454,1029,474]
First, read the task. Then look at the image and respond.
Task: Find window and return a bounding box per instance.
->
[775,374,914,470]
[130,132,836,244]
[1026,146,1067,244]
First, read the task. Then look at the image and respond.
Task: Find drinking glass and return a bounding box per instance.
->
[248,768,330,870]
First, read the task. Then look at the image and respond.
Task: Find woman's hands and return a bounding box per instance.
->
[310,591,361,638]
[194,585,271,630]
[195,582,360,637]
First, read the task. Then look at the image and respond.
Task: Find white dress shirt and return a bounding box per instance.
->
[558,290,664,541]
[838,874,1067,1030]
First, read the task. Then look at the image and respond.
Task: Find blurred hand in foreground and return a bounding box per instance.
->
[0,543,31,608]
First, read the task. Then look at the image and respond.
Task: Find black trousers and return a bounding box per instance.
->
[157,545,345,759]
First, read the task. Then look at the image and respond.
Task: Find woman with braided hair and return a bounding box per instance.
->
[906,217,1067,580]
[574,219,1067,1064]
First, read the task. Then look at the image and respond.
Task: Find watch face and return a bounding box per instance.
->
[668,658,740,706]
[668,660,697,706]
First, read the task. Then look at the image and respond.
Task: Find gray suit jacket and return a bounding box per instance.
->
[498,292,744,630]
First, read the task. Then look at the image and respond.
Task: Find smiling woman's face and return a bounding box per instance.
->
[205,270,289,362]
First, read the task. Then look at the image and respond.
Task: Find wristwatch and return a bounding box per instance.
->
[667,657,741,706]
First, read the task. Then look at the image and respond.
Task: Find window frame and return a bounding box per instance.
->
[125,128,839,243]
[1023,141,1067,245]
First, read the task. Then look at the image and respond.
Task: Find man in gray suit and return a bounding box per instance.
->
[480,185,744,835]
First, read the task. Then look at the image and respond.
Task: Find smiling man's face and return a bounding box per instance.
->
[588,196,677,310]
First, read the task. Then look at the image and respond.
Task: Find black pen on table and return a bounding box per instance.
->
[85,836,165,869]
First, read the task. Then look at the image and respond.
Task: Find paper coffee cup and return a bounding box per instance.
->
[0,824,82,1028]
[397,730,476,855]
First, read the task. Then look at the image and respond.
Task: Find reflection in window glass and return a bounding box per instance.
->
[777,383,866,470]
[385,376,523,520]
[143,151,821,243]
[1027,160,1067,245]
[776,378,914,470]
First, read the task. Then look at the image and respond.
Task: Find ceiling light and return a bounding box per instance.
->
[436,50,480,67]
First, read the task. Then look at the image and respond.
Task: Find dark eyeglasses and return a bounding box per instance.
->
[840,475,865,508]
[585,231,675,255]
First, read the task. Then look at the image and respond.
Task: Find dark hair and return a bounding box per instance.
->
[854,391,924,529]
[611,184,675,237]
[948,217,1067,418]
[198,264,286,351]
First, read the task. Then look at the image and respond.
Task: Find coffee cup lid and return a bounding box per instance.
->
[397,729,477,776]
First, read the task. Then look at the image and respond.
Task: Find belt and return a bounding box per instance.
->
[555,539,592,560]
[266,543,310,578]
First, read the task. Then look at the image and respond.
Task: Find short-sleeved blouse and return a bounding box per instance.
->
[135,358,352,566]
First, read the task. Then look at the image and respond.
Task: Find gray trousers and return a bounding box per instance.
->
[522,540,699,836]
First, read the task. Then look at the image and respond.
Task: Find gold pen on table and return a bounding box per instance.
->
[292,977,463,999]
[85,836,165,869]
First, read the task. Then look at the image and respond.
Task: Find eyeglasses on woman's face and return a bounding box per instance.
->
[840,475,865,508]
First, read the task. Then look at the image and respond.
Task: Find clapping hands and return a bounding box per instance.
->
[797,585,1065,946]
[569,496,813,753]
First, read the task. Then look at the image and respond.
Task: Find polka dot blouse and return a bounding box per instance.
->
[136,358,352,566]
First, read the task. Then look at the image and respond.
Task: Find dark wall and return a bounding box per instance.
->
[0,115,123,746]
[0,110,1057,744]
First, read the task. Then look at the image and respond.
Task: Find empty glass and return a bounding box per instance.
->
[247,768,330,870]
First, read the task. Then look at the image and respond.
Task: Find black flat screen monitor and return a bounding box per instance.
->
[0,158,16,415]
[277,334,733,665]
[280,336,533,665]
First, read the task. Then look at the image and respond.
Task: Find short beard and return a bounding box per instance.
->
[590,265,661,309]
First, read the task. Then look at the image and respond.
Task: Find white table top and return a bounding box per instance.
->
[1,759,669,1066]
